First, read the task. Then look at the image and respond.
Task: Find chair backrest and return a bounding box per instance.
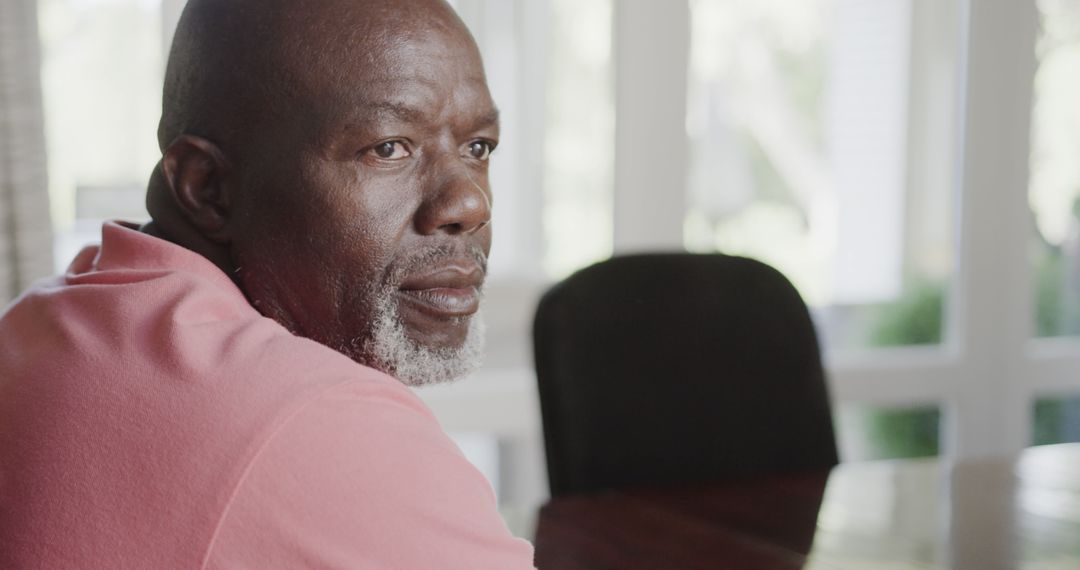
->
[533,253,838,497]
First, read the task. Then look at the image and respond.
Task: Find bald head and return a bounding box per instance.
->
[159,0,475,157]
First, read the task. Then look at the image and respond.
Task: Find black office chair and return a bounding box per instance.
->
[533,253,838,497]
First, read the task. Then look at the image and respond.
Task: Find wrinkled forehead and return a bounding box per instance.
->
[270,1,488,117]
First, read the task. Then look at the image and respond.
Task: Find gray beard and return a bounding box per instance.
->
[357,285,486,387]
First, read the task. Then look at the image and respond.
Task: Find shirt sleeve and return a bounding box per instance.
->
[203,379,537,569]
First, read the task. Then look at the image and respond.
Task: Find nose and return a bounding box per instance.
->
[415,164,492,236]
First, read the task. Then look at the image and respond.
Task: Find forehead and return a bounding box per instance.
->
[276,4,494,125]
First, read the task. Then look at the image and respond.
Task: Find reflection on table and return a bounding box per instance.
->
[533,443,1080,569]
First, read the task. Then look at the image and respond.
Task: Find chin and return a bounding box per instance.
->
[403,318,474,351]
[354,308,486,387]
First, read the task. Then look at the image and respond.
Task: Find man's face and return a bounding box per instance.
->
[227,9,498,385]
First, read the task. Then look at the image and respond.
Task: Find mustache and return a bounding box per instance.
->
[383,243,488,288]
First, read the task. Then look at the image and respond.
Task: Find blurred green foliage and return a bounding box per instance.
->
[869,282,944,347]
[864,282,944,458]
[1033,262,1066,447]
[1034,247,1065,337]
[1031,241,1080,445]
[1033,398,1064,446]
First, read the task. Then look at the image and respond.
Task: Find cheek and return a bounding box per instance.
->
[293,170,422,292]
[237,157,423,286]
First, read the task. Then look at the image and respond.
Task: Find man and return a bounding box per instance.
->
[0,0,536,567]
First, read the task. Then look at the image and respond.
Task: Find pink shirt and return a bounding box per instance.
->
[0,222,535,569]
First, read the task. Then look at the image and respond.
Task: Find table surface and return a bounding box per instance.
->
[532,443,1080,570]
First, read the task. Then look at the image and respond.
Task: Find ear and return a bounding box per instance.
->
[160,134,233,243]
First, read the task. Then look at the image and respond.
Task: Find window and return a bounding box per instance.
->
[38,0,161,272]
[1029,0,1080,447]
[685,0,957,354]
[681,0,960,458]
[1031,0,1080,338]
[542,0,614,277]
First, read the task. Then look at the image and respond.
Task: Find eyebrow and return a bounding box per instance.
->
[341,102,501,132]
[361,102,428,124]
[474,108,501,131]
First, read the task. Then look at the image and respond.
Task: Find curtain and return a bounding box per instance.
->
[0,0,54,302]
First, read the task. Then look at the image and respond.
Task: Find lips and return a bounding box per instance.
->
[396,263,484,318]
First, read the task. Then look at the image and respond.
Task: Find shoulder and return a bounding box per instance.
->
[204,379,536,569]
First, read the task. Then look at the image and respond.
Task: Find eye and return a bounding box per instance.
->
[368,141,411,160]
[466,140,495,161]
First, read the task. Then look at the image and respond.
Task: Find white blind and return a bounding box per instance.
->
[828,0,913,304]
